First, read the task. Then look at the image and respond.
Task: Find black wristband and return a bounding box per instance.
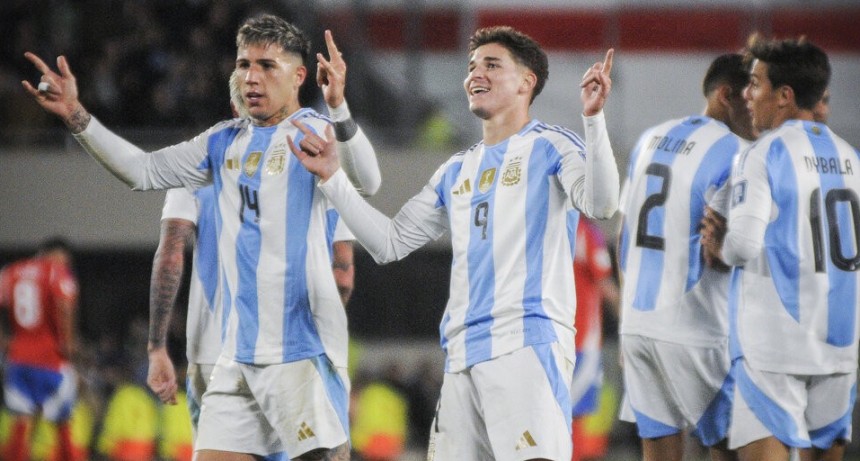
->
[333,118,358,142]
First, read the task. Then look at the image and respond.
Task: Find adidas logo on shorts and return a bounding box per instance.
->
[515,430,537,450]
[297,422,316,441]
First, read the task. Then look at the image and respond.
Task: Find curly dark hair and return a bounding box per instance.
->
[469,26,549,104]
[746,34,830,110]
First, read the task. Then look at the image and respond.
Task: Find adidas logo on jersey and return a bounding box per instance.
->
[297,422,316,441]
[514,430,537,450]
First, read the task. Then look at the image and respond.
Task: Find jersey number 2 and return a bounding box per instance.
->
[636,163,672,250]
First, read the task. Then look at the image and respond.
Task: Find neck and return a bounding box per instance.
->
[252,101,302,127]
[481,107,531,146]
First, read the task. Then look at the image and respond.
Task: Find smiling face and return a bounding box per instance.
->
[464,42,535,120]
[235,42,306,126]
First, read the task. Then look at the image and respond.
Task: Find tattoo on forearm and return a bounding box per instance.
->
[148,221,193,348]
[66,107,91,134]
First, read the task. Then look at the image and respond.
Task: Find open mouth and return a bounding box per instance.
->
[470,86,489,96]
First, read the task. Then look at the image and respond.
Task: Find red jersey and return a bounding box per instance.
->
[573,220,613,350]
[0,256,78,370]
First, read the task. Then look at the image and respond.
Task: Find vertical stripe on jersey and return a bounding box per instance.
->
[195,187,219,309]
[206,126,242,344]
[632,119,701,310]
[234,125,276,361]
[283,129,324,362]
[808,127,857,347]
[325,209,338,261]
[686,134,736,290]
[534,343,573,429]
[523,139,554,345]
[464,142,503,366]
[764,138,802,322]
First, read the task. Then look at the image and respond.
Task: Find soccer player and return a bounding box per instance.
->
[292,26,619,460]
[0,238,79,461]
[23,14,381,461]
[701,36,859,461]
[570,218,619,461]
[617,53,753,461]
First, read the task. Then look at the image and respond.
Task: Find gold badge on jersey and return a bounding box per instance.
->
[478,168,496,193]
[266,146,287,175]
[452,178,471,196]
[244,151,262,177]
[811,125,822,135]
[226,156,241,170]
[501,159,522,186]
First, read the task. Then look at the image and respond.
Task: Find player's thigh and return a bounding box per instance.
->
[474,342,574,461]
[247,354,350,458]
[805,372,855,449]
[621,335,730,442]
[195,356,282,457]
[41,364,77,423]
[186,362,215,437]
[729,358,810,450]
[429,369,494,461]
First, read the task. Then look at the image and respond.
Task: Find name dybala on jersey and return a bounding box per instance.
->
[727,120,860,375]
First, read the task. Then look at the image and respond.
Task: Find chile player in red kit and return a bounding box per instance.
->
[0,238,79,461]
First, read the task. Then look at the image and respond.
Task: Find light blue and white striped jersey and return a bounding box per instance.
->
[86,108,349,367]
[161,187,221,366]
[619,116,743,346]
[727,120,860,375]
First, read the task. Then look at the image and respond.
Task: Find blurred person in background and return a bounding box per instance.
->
[0,238,79,461]
[570,218,620,461]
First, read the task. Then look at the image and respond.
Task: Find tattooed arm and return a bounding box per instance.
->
[147,217,196,405]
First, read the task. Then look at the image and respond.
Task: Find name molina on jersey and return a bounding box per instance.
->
[804,156,854,175]
[648,135,696,156]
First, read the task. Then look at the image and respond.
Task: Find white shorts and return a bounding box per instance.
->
[195,354,350,458]
[428,342,575,461]
[729,358,855,450]
[620,335,732,446]
[186,362,215,439]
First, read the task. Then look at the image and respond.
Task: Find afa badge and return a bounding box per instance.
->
[478,168,496,193]
[501,159,522,186]
[244,152,262,178]
[266,146,287,175]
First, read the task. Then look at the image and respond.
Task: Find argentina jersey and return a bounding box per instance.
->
[619,116,741,346]
[728,120,860,375]
[433,119,584,372]
[200,109,349,367]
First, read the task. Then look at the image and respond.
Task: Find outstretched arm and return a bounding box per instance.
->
[147,217,196,405]
[315,30,381,196]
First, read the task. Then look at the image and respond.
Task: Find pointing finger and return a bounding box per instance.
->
[23,52,54,76]
[602,48,614,76]
[324,30,342,64]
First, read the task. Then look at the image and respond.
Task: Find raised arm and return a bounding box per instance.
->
[147,216,196,405]
[23,52,209,190]
[315,30,381,196]
[569,49,619,219]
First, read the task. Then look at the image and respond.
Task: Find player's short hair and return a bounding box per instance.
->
[37,237,72,256]
[702,53,749,98]
[746,34,830,110]
[236,14,311,63]
[469,26,549,104]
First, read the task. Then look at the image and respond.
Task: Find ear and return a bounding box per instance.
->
[520,71,537,96]
[715,84,733,109]
[777,84,795,108]
[295,65,307,87]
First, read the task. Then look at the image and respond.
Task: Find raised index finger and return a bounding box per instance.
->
[23,52,54,76]
[601,49,614,76]
[324,30,342,63]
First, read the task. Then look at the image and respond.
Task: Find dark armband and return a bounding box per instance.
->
[333,118,358,142]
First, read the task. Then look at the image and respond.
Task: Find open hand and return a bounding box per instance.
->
[21,52,90,132]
